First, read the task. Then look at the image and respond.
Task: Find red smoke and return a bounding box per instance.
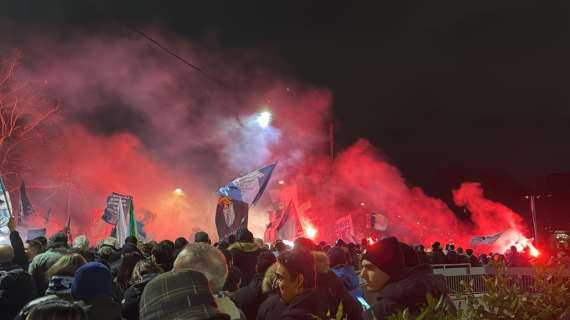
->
[1,27,534,252]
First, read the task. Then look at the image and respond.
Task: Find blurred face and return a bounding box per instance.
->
[275,263,303,304]
[24,243,40,261]
[360,259,390,292]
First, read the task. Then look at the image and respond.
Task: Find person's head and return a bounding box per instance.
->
[448,244,455,251]
[25,299,87,320]
[97,246,113,262]
[151,243,173,268]
[71,262,113,301]
[47,253,87,279]
[361,237,404,292]
[140,270,226,320]
[49,232,68,249]
[312,251,330,274]
[399,242,420,267]
[0,244,14,264]
[510,245,518,253]
[34,236,48,250]
[466,249,474,256]
[293,237,316,252]
[254,238,265,248]
[457,247,464,254]
[173,243,228,293]
[174,237,188,250]
[117,252,143,287]
[274,240,287,252]
[72,235,89,252]
[194,231,211,244]
[236,228,254,243]
[327,246,347,268]
[121,242,141,255]
[432,241,441,251]
[100,237,118,250]
[417,245,425,253]
[256,250,276,274]
[25,240,43,261]
[275,249,316,304]
[160,240,175,250]
[124,236,138,246]
[131,259,163,283]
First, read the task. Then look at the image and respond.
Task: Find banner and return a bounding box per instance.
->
[470,231,504,247]
[101,192,132,225]
[215,196,249,241]
[0,177,12,228]
[335,215,357,243]
[19,181,35,219]
[218,163,276,205]
[266,200,303,242]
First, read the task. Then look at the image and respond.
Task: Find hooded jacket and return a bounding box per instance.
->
[229,242,263,287]
[122,273,158,320]
[363,264,450,320]
[0,262,37,320]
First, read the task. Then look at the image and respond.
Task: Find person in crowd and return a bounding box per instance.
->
[232,250,276,320]
[228,234,237,245]
[361,237,451,319]
[415,245,431,265]
[151,243,173,271]
[29,232,69,295]
[229,228,264,287]
[328,246,364,301]
[430,241,447,264]
[194,231,212,244]
[313,251,362,320]
[114,252,143,300]
[139,269,229,320]
[45,253,87,300]
[256,263,286,320]
[174,243,245,319]
[507,246,530,267]
[445,244,459,264]
[15,295,60,320]
[399,242,420,267]
[254,238,268,250]
[34,236,48,252]
[466,249,482,267]
[0,243,37,320]
[122,259,163,320]
[221,249,243,292]
[25,239,44,263]
[6,216,28,269]
[125,236,139,247]
[96,245,114,268]
[72,236,89,252]
[25,298,87,320]
[173,237,188,259]
[258,248,327,319]
[479,253,490,265]
[71,261,122,320]
[272,240,288,257]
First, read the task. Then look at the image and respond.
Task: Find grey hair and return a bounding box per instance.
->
[73,235,89,251]
[173,243,228,292]
[0,244,14,263]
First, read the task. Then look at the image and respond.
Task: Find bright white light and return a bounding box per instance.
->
[278,180,285,185]
[305,226,317,239]
[257,111,272,128]
[360,202,366,206]
[173,188,184,196]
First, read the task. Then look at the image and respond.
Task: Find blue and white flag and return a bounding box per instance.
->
[0,177,13,228]
[217,163,276,206]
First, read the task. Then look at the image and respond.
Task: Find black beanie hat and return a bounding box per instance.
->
[363,237,404,276]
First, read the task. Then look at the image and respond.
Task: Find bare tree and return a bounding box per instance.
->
[0,51,59,182]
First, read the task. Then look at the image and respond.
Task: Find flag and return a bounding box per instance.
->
[116,198,128,246]
[470,231,504,247]
[215,196,249,240]
[62,215,72,242]
[101,193,132,225]
[335,215,358,243]
[265,200,303,242]
[128,201,138,239]
[44,208,52,225]
[218,163,276,206]
[19,182,35,220]
[0,176,12,228]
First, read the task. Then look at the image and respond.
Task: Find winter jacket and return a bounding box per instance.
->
[122,273,158,320]
[0,262,37,320]
[28,246,68,294]
[232,272,266,320]
[317,270,363,320]
[331,264,365,301]
[76,295,122,320]
[256,293,286,320]
[229,242,263,287]
[363,264,450,320]
[224,265,243,292]
[280,289,328,320]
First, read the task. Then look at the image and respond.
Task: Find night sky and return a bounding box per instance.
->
[2,1,570,228]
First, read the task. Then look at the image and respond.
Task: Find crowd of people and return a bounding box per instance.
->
[0,214,566,320]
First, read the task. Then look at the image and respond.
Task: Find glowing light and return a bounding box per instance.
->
[529,245,540,258]
[305,226,317,239]
[367,237,375,245]
[283,240,294,247]
[173,188,184,196]
[360,202,366,206]
[278,180,285,185]
[257,111,272,128]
